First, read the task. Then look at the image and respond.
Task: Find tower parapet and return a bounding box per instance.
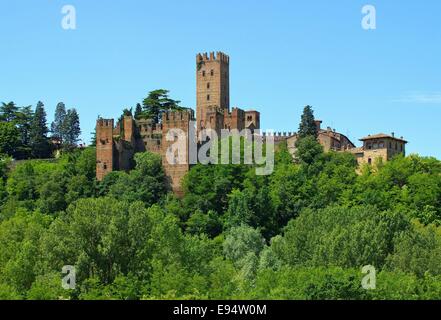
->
[197,51,230,63]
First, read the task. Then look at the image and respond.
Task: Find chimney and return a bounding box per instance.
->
[315,120,322,131]
[392,132,395,138]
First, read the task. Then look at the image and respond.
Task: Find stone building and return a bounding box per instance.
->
[349,133,407,165]
[96,52,260,195]
[96,51,408,195]
[284,120,356,157]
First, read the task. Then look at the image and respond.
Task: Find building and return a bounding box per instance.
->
[285,120,356,157]
[96,51,408,195]
[96,52,260,196]
[349,133,407,165]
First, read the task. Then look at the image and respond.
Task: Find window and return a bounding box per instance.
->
[103,163,107,170]
[210,69,214,76]
[373,143,378,149]
[202,70,206,77]
[247,116,253,121]
[368,158,372,165]
[389,142,392,149]
[400,144,403,152]
[379,142,384,148]
[207,82,210,89]
[367,143,372,150]
[207,94,210,101]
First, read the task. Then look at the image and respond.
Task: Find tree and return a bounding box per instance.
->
[63,108,81,149]
[270,206,410,269]
[142,89,182,123]
[134,103,142,120]
[223,225,265,282]
[295,135,323,166]
[14,106,34,159]
[29,101,51,158]
[0,102,19,122]
[103,152,167,206]
[298,105,317,139]
[90,129,96,146]
[51,102,66,142]
[0,122,20,157]
[386,222,441,277]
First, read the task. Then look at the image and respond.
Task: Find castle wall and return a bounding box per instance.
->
[135,118,163,154]
[123,116,134,144]
[161,110,194,197]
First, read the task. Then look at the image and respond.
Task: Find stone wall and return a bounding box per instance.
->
[96,118,114,181]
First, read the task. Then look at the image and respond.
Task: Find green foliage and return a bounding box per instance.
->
[298,105,317,138]
[271,206,410,269]
[141,89,183,123]
[29,101,51,158]
[0,122,21,156]
[295,135,323,166]
[51,103,81,151]
[50,102,66,141]
[0,100,79,160]
[386,221,441,277]
[101,152,167,206]
[63,108,81,150]
[0,119,441,300]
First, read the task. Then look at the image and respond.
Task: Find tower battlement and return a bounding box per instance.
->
[163,109,194,122]
[96,118,114,128]
[197,51,229,63]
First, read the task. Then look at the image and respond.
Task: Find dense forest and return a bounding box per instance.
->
[1,100,441,300]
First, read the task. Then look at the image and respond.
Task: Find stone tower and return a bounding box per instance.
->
[196,52,230,133]
[96,118,114,181]
[161,109,195,196]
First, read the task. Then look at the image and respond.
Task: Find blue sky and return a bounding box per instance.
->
[1,0,440,157]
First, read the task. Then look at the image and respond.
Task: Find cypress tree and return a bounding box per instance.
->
[51,102,67,142]
[63,108,81,149]
[298,105,318,139]
[29,101,51,158]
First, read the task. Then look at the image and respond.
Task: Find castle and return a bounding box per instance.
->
[96,51,408,195]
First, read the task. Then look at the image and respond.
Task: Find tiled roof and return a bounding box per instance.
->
[359,133,408,143]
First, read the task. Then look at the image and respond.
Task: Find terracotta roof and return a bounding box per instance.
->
[359,133,408,143]
[318,130,356,148]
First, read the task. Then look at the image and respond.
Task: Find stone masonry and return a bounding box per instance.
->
[95,51,408,195]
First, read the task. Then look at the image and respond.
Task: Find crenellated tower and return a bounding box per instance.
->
[196,51,230,134]
[96,118,115,181]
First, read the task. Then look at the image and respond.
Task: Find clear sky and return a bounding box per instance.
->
[1,0,440,158]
